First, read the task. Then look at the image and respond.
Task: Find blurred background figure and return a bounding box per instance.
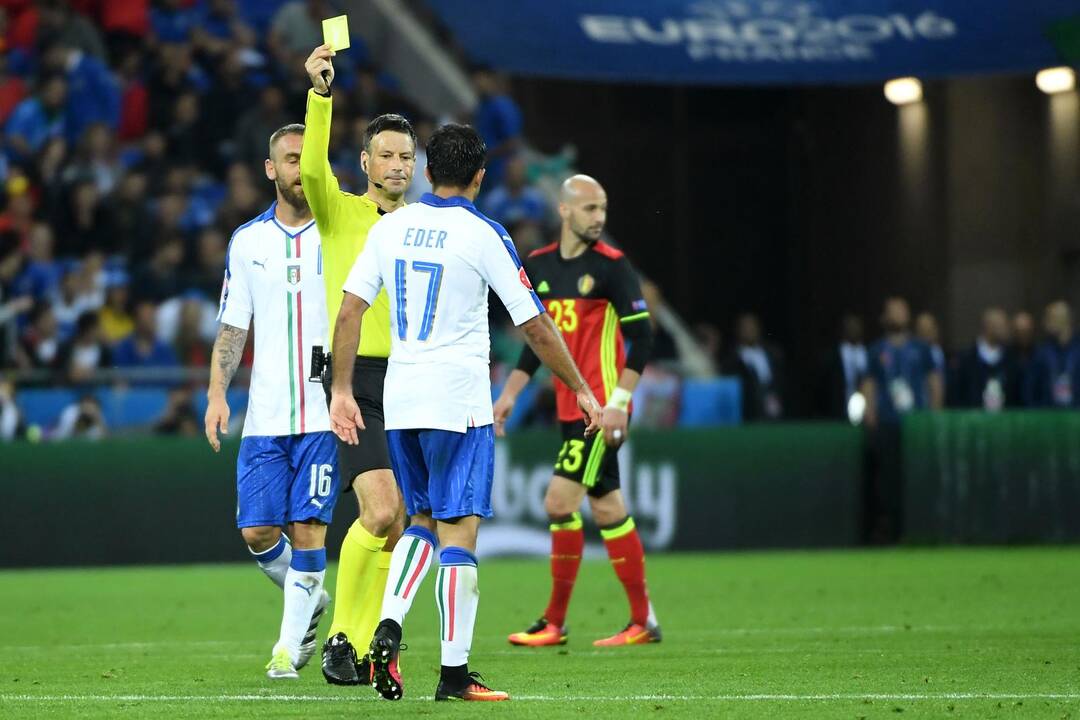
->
[53,392,106,440]
[861,297,943,543]
[953,307,1016,411]
[818,313,867,420]
[1027,300,1080,409]
[725,312,783,422]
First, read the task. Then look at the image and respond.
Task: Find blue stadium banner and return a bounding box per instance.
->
[427,0,1080,85]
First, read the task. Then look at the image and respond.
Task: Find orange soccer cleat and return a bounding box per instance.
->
[507,618,568,647]
[592,622,663,647]
[435,671,509,701]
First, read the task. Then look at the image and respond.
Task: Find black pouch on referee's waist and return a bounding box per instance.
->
[310,345,330,383]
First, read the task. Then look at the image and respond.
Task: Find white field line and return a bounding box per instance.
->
[0,693,1078,703]
[4,623,1064,653]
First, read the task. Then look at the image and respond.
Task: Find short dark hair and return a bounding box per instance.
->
[426,123,486,189]
[363,113,417,153]
[268,123,304,159]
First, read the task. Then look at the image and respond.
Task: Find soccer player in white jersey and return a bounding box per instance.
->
[205,124,340,680]
[329,123,602,702]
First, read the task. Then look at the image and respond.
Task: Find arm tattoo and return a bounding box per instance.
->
[212,323,248,391]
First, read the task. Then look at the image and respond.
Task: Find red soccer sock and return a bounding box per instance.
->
[602,516,649,626]
[543,513,584,628]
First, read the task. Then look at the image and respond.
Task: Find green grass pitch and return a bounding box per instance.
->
[2,548,1078,718]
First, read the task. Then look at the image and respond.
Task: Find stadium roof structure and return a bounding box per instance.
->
[427,0,1080,86]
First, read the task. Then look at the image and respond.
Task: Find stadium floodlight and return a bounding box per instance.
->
[884,77,923,106]
[1036,67,1076,95]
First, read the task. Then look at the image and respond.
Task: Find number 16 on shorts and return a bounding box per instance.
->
[310,463,333,498]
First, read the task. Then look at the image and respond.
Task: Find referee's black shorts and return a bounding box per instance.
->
[322,356,391,492]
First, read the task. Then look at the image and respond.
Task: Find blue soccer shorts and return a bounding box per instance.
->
[236,431,340,528]
[387,425,495,520]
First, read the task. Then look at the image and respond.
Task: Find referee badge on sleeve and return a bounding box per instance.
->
[287,265,301,285]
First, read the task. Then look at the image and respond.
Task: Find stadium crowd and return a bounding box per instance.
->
[0,0,1077,441]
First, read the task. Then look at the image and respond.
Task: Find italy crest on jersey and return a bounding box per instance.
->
[577,273,594,296]
[287,264,301,285]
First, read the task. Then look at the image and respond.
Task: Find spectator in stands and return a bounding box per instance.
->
[818,313,868,420]
[1027,300,1080,408]
[0,237,33,366]
[53,393,106,440]
[200,47,256,170]
[725,312,784,421]
[5,73,68,161]
[190,227,228,300]
[268,0,329,71]
[232,85,289,169]
[115,46,149,142]
[215,164,263,232]
[173,297,211,368]
[56,310,109,385]
[147,41,208,130]
[20,301,61,369]
[55,177,115,256]
[150,0,197,43]
[131,234,185,303]
[481,153,549,228]
[110,171,153,260]
[112,299,178,372]
[192,0,258,61]
[0,176,37,250]
[37,0,107,60]
[165,91,213,171]
[953,307,1017,410]
[471,67,522,187]
[51,263,100,339]
[39,38,120,145]
[62,122,121,197]
[11,223,61,301]
[0,52,28,126]
[99,273,133,344]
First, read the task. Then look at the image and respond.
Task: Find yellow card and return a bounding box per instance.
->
[322,15,350,51]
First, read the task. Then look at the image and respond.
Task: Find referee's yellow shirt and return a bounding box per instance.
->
[300,89,391,358]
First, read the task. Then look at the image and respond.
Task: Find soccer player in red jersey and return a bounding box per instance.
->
[494,175,660,647]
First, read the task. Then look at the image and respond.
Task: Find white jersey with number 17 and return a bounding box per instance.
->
[342,193,543,433]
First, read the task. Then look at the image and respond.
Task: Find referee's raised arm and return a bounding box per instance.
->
[300,44,343,230]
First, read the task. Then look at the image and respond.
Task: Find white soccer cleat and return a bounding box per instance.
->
[296,589,331,670]
[266,648,299,679]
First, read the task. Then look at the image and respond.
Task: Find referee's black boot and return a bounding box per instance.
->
[321,632,361,685]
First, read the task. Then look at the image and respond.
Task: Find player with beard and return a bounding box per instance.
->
[301,44,417,685]
[495,175,662,647]
[205,124,340,679]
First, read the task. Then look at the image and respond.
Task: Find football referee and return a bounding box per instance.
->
[301,43,416,685]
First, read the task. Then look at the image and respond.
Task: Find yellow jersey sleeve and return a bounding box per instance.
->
[300,89,342,230]
[301,88,392,359]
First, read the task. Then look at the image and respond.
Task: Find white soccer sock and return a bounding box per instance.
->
[436,547,479,668]
[249,534,292,588]
[380,526,437,627]
[275,548,326,665]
